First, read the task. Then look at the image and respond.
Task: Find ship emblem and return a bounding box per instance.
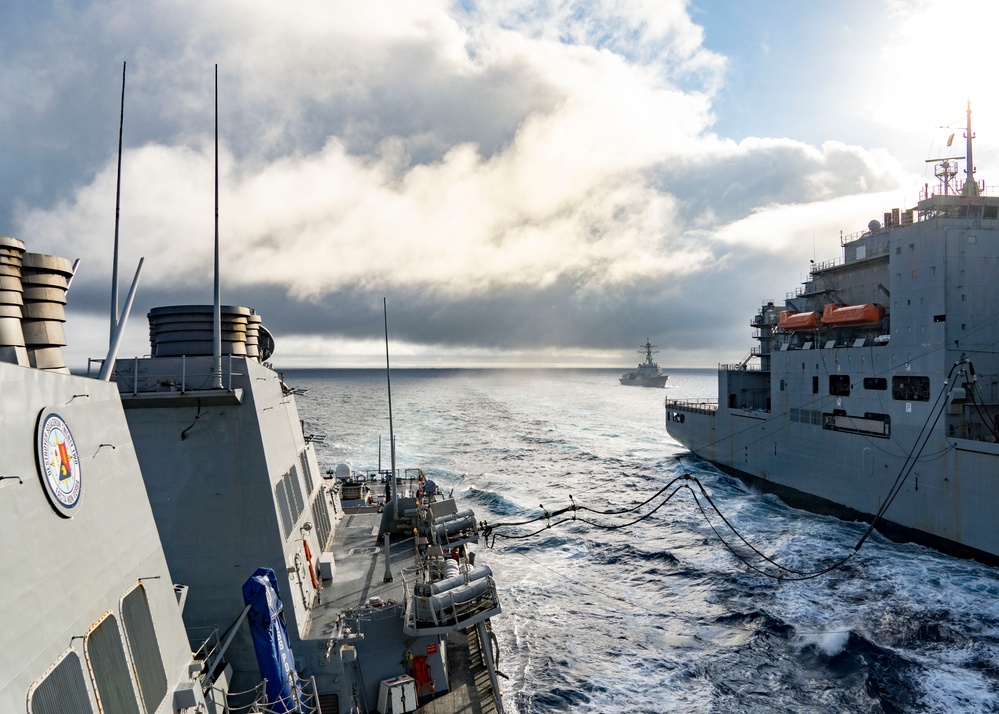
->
[36,410,82,517]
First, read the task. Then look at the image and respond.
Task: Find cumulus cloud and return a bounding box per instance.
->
[3,0,920,367]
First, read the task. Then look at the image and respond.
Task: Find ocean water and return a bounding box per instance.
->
[287,367,999,713]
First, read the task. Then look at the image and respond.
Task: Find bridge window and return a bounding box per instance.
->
[863,377,887,390]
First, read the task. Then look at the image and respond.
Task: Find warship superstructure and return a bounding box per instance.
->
[111,306,505,713]
[620,339,669,388]
[0,238,213,714]
[5,68,503,713]
[666,104,999,565]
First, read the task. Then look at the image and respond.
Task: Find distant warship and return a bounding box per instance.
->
[620,339,669,388]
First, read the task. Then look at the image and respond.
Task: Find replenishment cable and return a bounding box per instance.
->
[483,363,968,581]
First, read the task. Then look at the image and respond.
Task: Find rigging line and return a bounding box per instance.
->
[496,369,952,577]
[487,469,855,580]
[683,477,851,577]
[573,483,692,530]
[685,486,857,581]
[481,475,688,529]
[968,379,998,438]
[850,362,962,552]
[675,372,957,578]
[487,483,691,542]
[489,472,842,578]
[512,548,848,636]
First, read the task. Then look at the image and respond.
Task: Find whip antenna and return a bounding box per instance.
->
[110,60,126,346]
[211,64,222,389]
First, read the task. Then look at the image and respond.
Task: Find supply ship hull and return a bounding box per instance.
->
[666,105,999,565]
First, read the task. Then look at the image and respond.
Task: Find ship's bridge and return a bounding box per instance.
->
[916,180,999,220]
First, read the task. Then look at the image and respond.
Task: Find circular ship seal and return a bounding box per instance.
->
[36,410,82,517]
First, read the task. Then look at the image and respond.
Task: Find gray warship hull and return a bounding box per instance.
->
[666,105,999,565]
[620,372,669,388]
[621,338,669,387]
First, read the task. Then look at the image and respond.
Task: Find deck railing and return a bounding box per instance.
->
[666,399,718,414]
[90,354,242,394]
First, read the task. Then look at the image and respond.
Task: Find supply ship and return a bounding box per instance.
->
[665,104,999,565]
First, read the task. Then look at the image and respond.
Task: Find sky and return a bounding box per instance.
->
[2,0,998,368]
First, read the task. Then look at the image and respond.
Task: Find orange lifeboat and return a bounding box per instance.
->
[778,310,820,331]
[820,303,885,326]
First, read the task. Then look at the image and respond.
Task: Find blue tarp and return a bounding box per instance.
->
[242,567,303,713]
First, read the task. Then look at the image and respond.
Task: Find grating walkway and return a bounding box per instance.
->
[415,627,501,714]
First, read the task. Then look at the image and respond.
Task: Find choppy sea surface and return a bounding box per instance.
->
[286,367,999,713]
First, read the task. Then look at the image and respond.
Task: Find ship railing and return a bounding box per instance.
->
[920,179,994,201]
[841,228,867,244]
[809,256,844,273]
[720,362,762,372]
[666,399,718,414]
[187,625,222,673]
[91,354,243,394]
[206,674,321,713]
[346,468,425,499]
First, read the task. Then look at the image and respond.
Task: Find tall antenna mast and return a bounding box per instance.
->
[110,61,126,347]
[212,64,223,389]
[383,297,397,515]
[962,100,979,197]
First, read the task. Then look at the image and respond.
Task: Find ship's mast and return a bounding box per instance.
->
[962,100,979,197]
[641,338,658,366]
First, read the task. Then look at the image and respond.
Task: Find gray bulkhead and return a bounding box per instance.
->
[118,354,337,689]
[0,365,200,713]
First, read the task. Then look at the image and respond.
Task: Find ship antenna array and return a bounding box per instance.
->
[925,155,963,196]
